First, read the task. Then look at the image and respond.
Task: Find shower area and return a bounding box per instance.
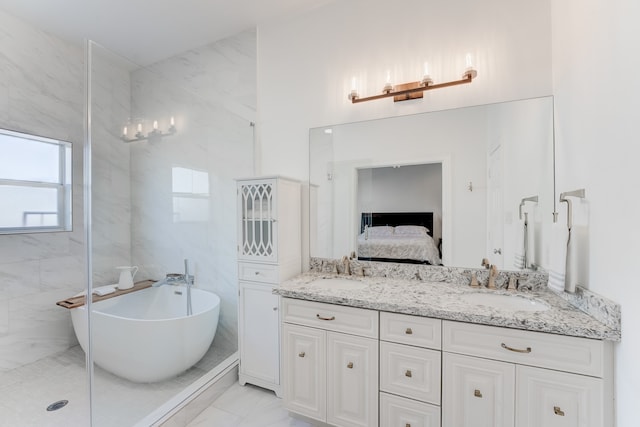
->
[0,12,255,426]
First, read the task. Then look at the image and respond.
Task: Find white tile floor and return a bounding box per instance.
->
[186,382,314,427]
[0,333,235,427]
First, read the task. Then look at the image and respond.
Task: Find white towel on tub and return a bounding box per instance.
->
[93,285,117,296]
[548,222,568,293]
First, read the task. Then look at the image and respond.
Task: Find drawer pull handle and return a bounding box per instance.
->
[347,362,354,369]
[405,327,413,335]
[554,406,565,416]
[298,352,305,358]
[316,314,336,321]
[501,343,532,353]
[254,271,260,275]
[405,370,412,378]
[474,389,483,398]
[406,424,411,427]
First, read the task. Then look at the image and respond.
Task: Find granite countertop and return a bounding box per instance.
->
[274,272,620,341]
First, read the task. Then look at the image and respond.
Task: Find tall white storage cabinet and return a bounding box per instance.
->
[237,177,301,397]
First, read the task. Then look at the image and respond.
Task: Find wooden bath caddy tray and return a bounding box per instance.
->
[56,280,156,309]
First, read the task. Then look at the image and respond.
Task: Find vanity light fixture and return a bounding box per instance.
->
[121,117,177,143]
[348,55,478,104]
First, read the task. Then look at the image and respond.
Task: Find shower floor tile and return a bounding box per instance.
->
[0,333,235,427]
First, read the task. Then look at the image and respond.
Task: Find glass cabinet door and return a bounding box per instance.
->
[238,179,278,262]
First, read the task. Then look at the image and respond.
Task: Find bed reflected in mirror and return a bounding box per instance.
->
[357,213,442,265]
[356,163,443,264]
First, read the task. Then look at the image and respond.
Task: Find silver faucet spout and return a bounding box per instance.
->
[152,260,194,316]
[152,273,188,287]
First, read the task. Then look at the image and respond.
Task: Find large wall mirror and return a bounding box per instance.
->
[309,96,555,270]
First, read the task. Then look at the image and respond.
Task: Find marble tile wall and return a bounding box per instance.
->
[0,9,85,372]
[89,44,133,285]
[128,30,257,356]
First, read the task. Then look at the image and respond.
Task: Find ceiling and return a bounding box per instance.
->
[0,0,333,65]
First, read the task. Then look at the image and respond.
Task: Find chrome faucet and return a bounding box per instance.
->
[153,273,190,287]
[152,259,194,316]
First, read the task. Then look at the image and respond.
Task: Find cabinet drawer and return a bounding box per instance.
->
[443,321,605,377]
[380,342,441,405]
[380,392,441,427]
[282,298,378,338]
[238,262,279,283]
[380,312,441,349]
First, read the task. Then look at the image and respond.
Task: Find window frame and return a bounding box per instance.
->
[0,128,73,235]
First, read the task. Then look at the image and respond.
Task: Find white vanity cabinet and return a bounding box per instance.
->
[443,352,515,427]
[237,177,301,396]
[379,312,442,427]
[282,298,379,427]
[442,321,613,427]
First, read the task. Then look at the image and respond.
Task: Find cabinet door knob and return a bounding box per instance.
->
[254,271,260,275]
[298,352,305,358]
[501,343,532,353]
[405,327,413,335]
[405,370,412,378]
[273,307,278,311]
[554,406,565,416]
[474,389,483,398]
[347,362,354,369]
[316,314,335,321]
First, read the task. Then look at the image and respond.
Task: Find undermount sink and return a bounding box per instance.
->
[460,292,549,312]
[307,277,368,290]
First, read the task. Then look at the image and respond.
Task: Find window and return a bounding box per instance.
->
[172,166,209,223]
[0,128,72,234]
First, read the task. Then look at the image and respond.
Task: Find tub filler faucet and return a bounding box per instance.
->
[184,259,193,317]
[153,259,194,316]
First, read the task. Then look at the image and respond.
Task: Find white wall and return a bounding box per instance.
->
[128,31,256,350]
[0,10,84,371]
[551,1,640,425]
[257,0,552,180]
[90,44,133,285]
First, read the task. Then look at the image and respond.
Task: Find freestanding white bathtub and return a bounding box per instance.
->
[71,285,220,383]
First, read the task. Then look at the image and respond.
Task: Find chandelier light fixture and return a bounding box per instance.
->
[121,116,177,143]
[348,54,478,104]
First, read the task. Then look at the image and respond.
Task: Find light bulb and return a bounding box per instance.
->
[421,61,433,86]
[123,126,127,136]
[137,123,142,132]
[463,53,478,79]
[349,77,359,101]
[170,116,175,126]
[153,120,158,130]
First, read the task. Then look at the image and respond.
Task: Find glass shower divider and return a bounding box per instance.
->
[85,38,254,426]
